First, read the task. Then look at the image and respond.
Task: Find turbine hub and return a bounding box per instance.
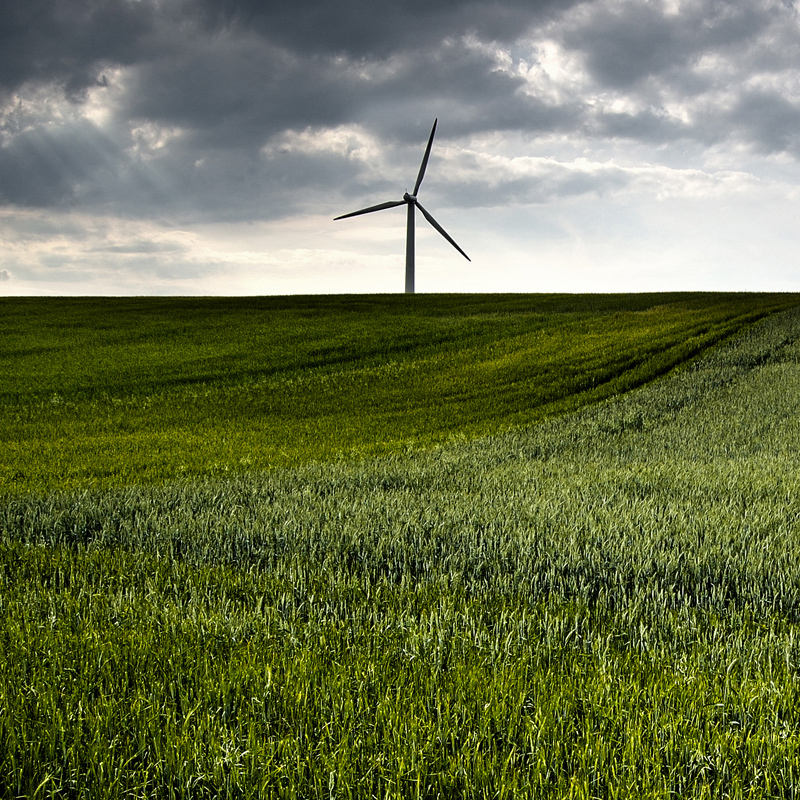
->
[403,192,417,203]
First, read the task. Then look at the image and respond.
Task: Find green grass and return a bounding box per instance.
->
[2,298,800,796]
[2,292,798,494]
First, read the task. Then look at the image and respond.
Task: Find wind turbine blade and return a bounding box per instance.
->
[416,201,471,262]
[412,118,438,196]
[334,200,405,220]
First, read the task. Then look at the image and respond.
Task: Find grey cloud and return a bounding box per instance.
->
[0,0,162,100]
[194,0,582,57]
[0,101,344,220]
[560,0,775,89]
[565,3,686,88]
[725,89,800,156]
[592,108,691,143]
[0,8,555,219]
[439,164,634,210]
[119,31,539,151]
[3,0,800,226]
[0,0,579,106]
[122,43,357,148]
[90,239,189,255]
[0,118,123,206]
[546,0,800,159]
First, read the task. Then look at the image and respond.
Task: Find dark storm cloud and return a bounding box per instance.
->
[559,0,773,89]
[121,40,339,147]
[555,0,800,153]
[0,0,577,104]
[117,20,556,150]
[2,0,800,224]
[1,0,567,218]
[725,88,800,156]
[0,0,162,100]
[0,117,122,206]
[592,108,691,143]
[193,0,580,57]
[0,0,566,218]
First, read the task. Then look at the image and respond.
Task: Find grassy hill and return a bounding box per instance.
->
[2,292,797,494]
[2,294,800,797]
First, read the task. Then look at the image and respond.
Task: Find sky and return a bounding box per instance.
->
[2,0,800,296]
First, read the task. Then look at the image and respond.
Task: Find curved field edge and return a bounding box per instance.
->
[2,307,800,797]
[2,291,798,495]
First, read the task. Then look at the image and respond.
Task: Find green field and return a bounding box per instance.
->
[3,293,800,798]
[1,292,796,495]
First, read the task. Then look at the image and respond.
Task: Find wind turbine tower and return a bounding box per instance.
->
[334,119,470,293]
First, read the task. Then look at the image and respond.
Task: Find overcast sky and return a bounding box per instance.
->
[2,0,800,295]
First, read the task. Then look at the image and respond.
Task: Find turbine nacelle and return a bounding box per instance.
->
[335,118,470,294]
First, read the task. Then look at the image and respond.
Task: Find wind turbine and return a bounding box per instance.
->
[334,119,470,294]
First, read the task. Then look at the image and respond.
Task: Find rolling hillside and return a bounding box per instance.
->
[2,292,796,494]
[2,298,800,796]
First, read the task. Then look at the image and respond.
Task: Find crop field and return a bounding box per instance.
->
[1,292,795,495]
[3,293,800,798]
